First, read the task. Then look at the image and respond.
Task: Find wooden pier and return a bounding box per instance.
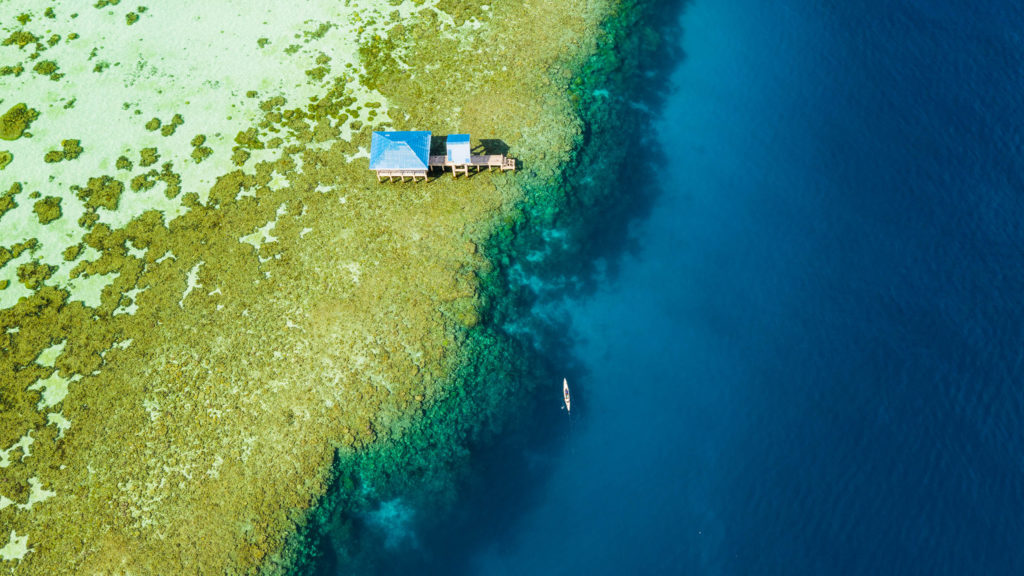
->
[429,154,516,177]
[371,131,517,182]
[374,155,515,182]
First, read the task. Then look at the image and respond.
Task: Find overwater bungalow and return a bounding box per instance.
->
[370,131,516,182]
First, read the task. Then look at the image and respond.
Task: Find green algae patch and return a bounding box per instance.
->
[77,210,99,229]
[190,134,213,162]
[75,175,124,210]
[0,151,11,170]
[0,103,38,140]
[129,171,155,192]
[43,140,83,163]
[51,139,83,161]
[31,59,61,80]
[63,139,83,159]
[32,195,62,223]
[230,148,250,166]
[63,243,81,261]
[16,261,55,290]
[2,30,38,49]
[192,145,213,163]
[139,146,158,166]
[0,65,26,77]
[62,138,82,157]
[0,239,36,269]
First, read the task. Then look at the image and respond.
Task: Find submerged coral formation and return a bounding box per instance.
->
[0,103,37,141]
[0,0,669,573]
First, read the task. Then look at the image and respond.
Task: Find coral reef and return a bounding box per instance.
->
[31,196,61,224]
[0,104,37,141]
[290,0,683,571]
[0,0,674,573]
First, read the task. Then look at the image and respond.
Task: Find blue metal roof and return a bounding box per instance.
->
[369,131,431,170]
[447,134,471,164]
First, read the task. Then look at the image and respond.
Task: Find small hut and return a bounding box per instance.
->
[447,134,470,161]
[370,130,516,182]
[369,131,431,182]
[444,134,471,178]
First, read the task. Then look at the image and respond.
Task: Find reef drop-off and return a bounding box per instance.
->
[0,1,642,574]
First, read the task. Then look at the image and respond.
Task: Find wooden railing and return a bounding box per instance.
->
[375,169,428,182]
[428,154,517,175]
[375,154,517,182]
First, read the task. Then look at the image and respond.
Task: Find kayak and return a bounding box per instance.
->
[563,378,571,413]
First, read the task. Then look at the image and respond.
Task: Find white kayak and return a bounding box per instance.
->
[563,378,571,413]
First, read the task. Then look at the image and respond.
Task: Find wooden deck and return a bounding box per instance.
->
[374,155,516,182]
[429,154,516,178]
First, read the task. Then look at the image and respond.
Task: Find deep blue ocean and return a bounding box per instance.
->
[346,1,1024,574]
[458,1,1024,574]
